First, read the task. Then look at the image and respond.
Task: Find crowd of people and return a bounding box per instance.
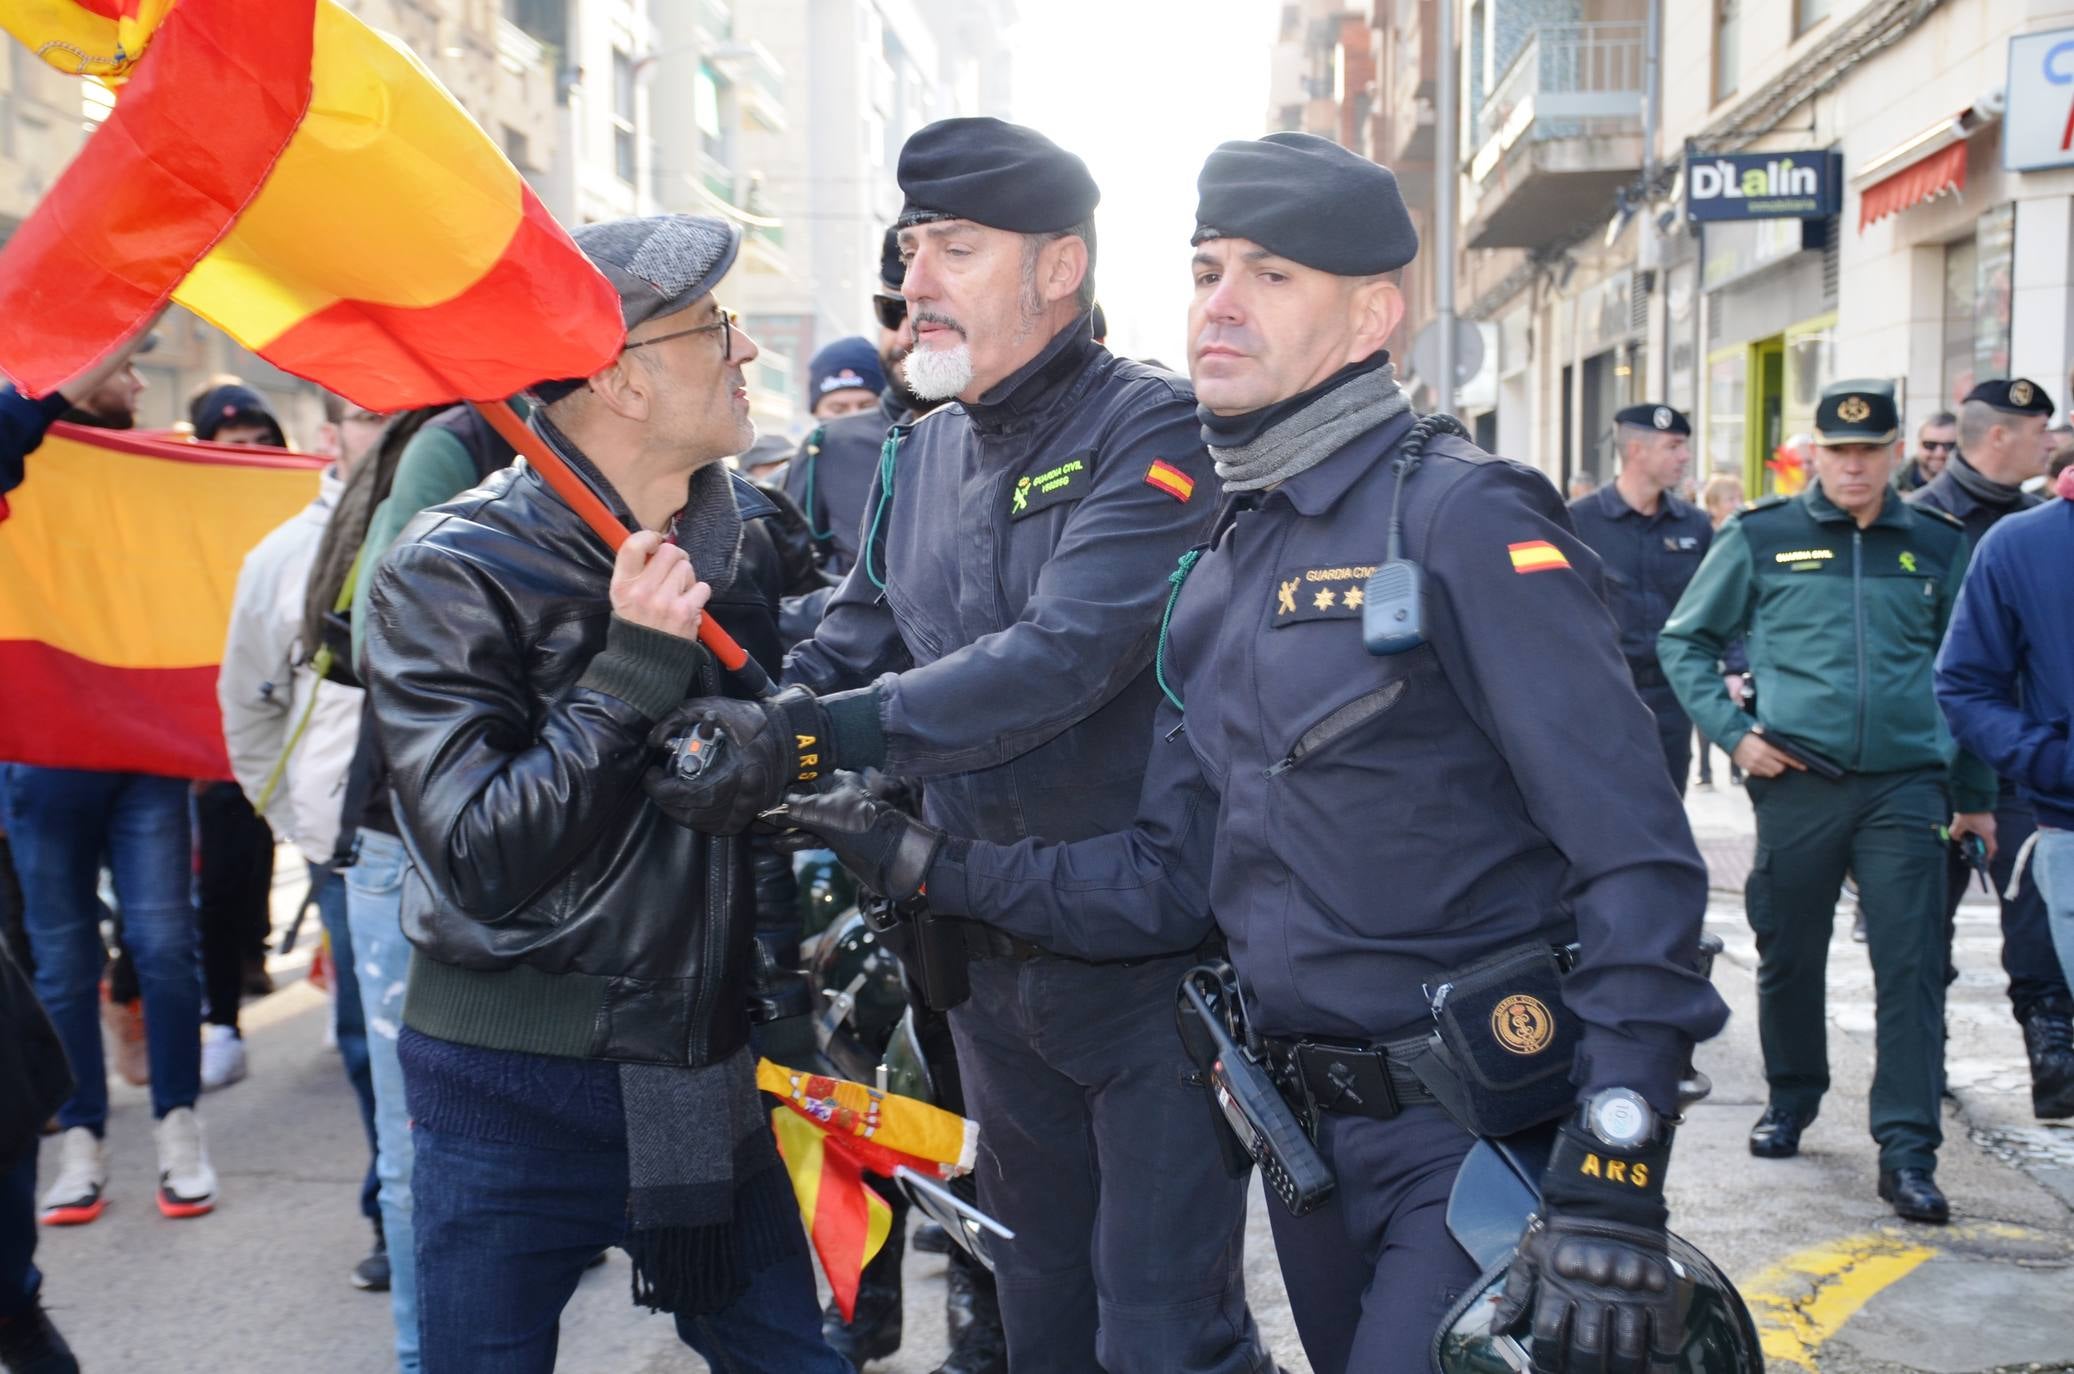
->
[0,111,2068,1374]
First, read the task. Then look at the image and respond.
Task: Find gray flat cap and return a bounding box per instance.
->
[572,214,742,331]
[532,215,742,400]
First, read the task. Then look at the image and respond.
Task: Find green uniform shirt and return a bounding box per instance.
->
[1658,482,1996,811]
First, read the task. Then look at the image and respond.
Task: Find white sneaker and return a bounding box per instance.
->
[154,1107,218,1218]
[38,1127,107,1225]
[199,1024,248,1091]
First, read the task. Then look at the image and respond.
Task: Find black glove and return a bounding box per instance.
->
[642,687,828,835]
[768,779,944,903]
[1491,1122,1680,1374]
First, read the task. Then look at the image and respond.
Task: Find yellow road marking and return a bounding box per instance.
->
[1740,1232,1936,1371]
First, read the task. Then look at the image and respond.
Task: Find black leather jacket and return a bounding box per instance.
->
[364,445,791,1067]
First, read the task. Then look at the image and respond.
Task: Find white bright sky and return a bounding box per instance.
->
[1008,0,1281,368]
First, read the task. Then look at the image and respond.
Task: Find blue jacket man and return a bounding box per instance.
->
[640,120,1265,1374]
[1937,492,2074,1005]
[1911,377,2072,1121]
[774,132,1728,1374]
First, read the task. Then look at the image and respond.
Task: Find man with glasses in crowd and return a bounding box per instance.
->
[786,228,925,576]
[1894,410,1958,494]
[362,214,846,1371]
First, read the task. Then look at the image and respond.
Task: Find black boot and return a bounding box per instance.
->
[1748,1104,1810,1158]
[0,1297,80,1374]
[822,1207,904,1368]
[936,1247,1007,1374]
[1878,1167,1949,1224]
[2022,999,2074,1120]
[351,1217,391,1292]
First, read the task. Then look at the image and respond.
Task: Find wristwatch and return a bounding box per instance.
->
[1579,1087,1660,1151]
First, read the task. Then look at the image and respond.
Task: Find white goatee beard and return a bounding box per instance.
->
[905,340,975,401]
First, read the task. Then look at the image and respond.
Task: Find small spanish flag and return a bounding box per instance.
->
[1144,459,1195,503]
[1507,540,1571,575]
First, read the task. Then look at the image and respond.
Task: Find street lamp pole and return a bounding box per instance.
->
[1434,0,1458,414]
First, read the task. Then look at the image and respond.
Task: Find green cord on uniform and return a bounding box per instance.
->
[864,429,901,591]
[800,427,832,541]
[1155,548,1201,713]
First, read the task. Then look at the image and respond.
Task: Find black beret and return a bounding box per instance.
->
[896,117,1098,233]
[879,226,905,290]
[1813,379,1899,446]
[1965,376,2055,419]
[1614,403,1690,436]
[1192,132,1417,276]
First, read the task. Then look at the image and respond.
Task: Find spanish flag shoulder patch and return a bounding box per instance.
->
[1507,540,1571,574]
[1144,459,1195,503]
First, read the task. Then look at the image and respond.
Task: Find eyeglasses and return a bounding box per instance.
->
[1921,440,1956,452]
[624,310,738,362]
[872,292,907,332]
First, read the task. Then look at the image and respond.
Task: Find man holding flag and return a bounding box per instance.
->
[363,214,846,1373]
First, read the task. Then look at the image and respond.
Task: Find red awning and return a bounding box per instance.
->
[1858,140,1967,233]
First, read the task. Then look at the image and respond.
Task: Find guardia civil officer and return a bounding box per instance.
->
[1908,378,2074,1120]
[775,133,1729,1374]
[784,228,925,575]
[1661,379,1994,1224]
[643,119,1267,1374]
[1567,405,1712,793]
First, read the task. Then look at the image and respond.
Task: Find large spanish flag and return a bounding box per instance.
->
[0,424,323,779]
[0,0,622,409]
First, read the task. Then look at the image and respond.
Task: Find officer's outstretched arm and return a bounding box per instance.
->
[1426,464,1728,1115]
[925,697,1221,960]
[1657,520,1758,754]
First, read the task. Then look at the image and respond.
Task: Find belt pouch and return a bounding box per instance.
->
[1420,941,1580,1137]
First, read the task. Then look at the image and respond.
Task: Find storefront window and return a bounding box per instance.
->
[1941,206,2014,408]
[1706,348,1747,479]
[1667,263,1697,415]
[1782,316,1834,446]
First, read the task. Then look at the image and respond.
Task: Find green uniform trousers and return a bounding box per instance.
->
[1745,765,1949,1173]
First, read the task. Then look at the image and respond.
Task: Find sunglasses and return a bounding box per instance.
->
[1921,440,1956,452]
[624,310,739,362]
[872,292,908,332]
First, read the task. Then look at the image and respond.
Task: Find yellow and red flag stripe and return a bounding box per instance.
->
[1144,459,1196,503]
[0,0,623,410]
[769,1108,896,1323]
[1506,539,1571,575]
[758,1059,979,1320]
[0,424,322,779]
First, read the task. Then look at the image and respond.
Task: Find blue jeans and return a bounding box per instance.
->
[313,863,380,1220]
[402,1033,845,1374]
[1,1153,38,1321]
[344,828,419,1373]
[2033,827,2074,998]
[1,767,200,1126]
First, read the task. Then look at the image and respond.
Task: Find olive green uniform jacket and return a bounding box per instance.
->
[1658,482,1996,812]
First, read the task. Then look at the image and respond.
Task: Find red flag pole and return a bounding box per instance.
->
[472,400,774,697]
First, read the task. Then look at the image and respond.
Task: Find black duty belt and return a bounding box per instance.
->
[1261,1032,1437,1123]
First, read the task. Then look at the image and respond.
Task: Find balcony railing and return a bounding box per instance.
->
[1470,21,1643,182]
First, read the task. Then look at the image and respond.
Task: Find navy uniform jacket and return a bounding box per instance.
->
[0,384,71,501]
[1566,482,1712,702]
[925,413,1728,1113]
[784,388,909,575]
[785,317,1217,852]
[1906,458,2042,551]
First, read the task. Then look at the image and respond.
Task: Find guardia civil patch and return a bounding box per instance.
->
[1271,563,1376,626]
[1009,451,1093,520]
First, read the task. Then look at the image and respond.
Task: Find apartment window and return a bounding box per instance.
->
[1794,0,1833,35]
[612,47,637,186]
[501,123,531,171]
[694,62,727,164]
[1713,0,1739,103]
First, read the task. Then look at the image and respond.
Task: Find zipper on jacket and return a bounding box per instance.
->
[687,656,729,1064]
[1852,529,1867,769]
[1264,681,1408,778]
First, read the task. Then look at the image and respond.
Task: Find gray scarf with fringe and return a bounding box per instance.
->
[1210,363,1410,491]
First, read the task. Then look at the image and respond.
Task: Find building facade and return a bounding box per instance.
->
[1272,0,2074,498]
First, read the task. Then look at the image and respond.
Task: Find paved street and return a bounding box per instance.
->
[26,782,2074,1372]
